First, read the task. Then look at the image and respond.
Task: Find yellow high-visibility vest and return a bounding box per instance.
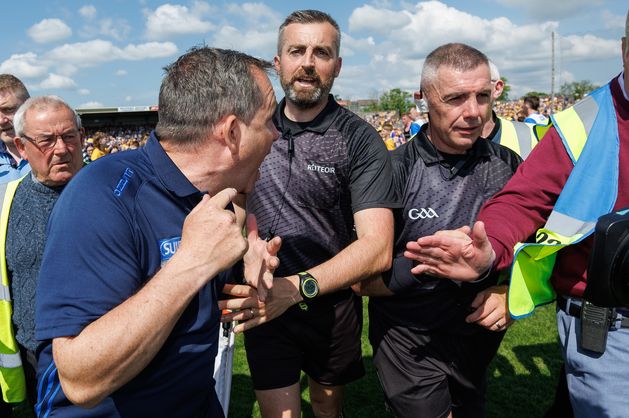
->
[508,83,619,318]
[498,118,546,159]
[0,178,27,403]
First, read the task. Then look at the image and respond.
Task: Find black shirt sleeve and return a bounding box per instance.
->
[343,117,401,212]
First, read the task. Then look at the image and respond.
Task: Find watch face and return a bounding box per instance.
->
[302,278,319,298]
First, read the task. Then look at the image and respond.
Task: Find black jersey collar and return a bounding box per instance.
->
[274,94,340,136]
[415,123,493,166]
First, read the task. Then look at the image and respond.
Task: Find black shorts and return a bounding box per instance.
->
[244,290,365,390]
[370,320,504,418]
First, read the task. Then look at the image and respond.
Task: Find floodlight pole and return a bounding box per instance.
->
[551,31,556,114]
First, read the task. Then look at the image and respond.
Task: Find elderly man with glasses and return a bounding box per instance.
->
[0,95,84,417]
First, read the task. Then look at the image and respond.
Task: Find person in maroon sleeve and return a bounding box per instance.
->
[403,10,629,418]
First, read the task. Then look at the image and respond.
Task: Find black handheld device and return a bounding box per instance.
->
[579,301,612,353]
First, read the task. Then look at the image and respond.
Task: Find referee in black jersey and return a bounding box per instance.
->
[354,44,522,417]
[221,9,399,418]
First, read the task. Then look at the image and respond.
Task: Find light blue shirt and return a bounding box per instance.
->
[0,142,30,184]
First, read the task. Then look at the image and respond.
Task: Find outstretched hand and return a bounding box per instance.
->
[404,221,495,281]
[243,214,281,301]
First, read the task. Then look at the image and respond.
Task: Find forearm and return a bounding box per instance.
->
[307,208,394,295]
[352,275,394,297]
[53,251,219,407]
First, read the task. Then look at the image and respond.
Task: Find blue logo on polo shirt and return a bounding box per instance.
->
[159,236,181,264]
[114,168,135,197]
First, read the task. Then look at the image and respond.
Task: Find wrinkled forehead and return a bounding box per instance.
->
[279,22,340,54]
[432,63,489,88]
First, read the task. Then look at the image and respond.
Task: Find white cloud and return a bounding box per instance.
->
[226,2,281,25]
[78,101,104,108]
[145,4,214,39]
[125,95,132,102]
[79,5,97,19]
[78,88,90,95]
[46,40,177,66]
[209,4,282,59]
[559,34,618,61]
[98,18,131,41]
[191,0,214,16]
[0,53,48,79]
[333,1,619,100]
[496,0,603,19]
[602,10,625,31]
[115,69,127,76]
[212,26,276,58]
[27,18,72,44]
[349,5,412,34]
[39,73,77,90]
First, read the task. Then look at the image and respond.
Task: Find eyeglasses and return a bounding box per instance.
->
[21,131,81,152]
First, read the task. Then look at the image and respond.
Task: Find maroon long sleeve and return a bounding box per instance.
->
[478,74,629,298]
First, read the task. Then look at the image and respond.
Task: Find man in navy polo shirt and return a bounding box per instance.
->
[34,47,280,417]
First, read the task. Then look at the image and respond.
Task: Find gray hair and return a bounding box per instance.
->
[155,47,273,146]
[278,10,341,56]
[0,74,30,104]
[420,43,489,92]
[14,96,81,137]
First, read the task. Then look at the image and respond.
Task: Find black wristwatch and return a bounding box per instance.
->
[298,271,320,300]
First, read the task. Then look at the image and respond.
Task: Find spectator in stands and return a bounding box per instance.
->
[522,95,548,125]
[90,134,107,161]
[0,75,31,183]
[401,112,420,140]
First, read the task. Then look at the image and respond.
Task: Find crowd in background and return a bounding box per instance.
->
[82,124,152,163]
[493,95,576,122]
[79,95,578,161]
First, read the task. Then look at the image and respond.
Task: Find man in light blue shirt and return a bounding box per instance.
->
[0,75,31,183]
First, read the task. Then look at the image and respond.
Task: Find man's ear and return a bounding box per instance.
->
[334,57,342,77]
[274,55,281,74]
[217,114,241,155]
[14,137,28,161]
[493,79,504,100]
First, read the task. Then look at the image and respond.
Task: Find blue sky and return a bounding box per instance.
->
[2,1,626,108]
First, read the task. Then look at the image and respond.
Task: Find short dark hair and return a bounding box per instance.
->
[0,74,30,103]
[278,10,341,56]
[420,43,489,92]
[155,47,273,146]
[523,96,540,111]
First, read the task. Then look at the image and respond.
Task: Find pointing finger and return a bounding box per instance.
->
[207,188,237,210]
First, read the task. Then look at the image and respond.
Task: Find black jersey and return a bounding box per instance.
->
[369,125,521,332]
[248,96,399,280]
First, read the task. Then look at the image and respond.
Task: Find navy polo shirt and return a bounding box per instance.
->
[35,133,225,417]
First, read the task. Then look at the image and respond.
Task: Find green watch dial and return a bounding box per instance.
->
[302,277,319,298]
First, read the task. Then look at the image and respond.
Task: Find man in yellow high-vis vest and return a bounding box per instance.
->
[0,96,84,417]
[404,10,629,417]
[483,60,541,159]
